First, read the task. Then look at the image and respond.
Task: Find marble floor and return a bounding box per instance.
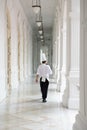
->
[0,78,78,130]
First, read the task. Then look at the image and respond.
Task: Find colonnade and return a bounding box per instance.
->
[0,0,87,129]
[53,0,87,129]
[0,0,33,101]
[53,0,80,109]
[73,0,87,130]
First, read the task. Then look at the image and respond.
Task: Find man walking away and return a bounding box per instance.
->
[36,53,52,103]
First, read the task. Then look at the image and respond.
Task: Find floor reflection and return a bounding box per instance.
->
[0,78,78,130]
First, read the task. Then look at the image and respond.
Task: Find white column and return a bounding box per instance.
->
[57,4,64,91]
[53,9,59,82]
[63,0,80,109]
[33,36,38,74]
[0,0,7,101]
[19,18,24,81]
[23,23,26,79]
[68,13,80,109]
[62,3,70,105]
[24,26,28,79]
[52,15,56,79]
[56,8,62,92]
[55,9,59,84]
[53,41,57,80]
[52,43,56,77]
[57,24,63,92]
[61,1,68,93]
[55,39,58,80]
[27,27,33,76]
[10,5,19,88]
[73,0,87,129]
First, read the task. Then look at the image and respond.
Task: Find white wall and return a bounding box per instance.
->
[0,0,33,102]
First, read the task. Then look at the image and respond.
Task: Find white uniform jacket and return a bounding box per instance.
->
[37,64,52,81]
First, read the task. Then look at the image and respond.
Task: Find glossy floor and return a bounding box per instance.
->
[0,78,78,130]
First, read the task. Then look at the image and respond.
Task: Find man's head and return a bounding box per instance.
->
[42,60,47,64]
[42,53,47,64]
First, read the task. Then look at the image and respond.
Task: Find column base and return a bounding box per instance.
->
[73,113,87,130]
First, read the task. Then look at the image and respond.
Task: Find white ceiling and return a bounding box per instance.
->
[20,0,58,42]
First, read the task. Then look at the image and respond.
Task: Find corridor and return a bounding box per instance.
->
[0,77,77,130]
[0,0,87,130]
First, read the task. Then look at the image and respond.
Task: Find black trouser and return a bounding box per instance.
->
[40,78,49,100]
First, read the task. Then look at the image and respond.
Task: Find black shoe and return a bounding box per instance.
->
[42,99,47,103]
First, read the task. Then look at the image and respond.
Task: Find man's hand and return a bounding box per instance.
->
[36,78,38,83]
[35,75,39,83]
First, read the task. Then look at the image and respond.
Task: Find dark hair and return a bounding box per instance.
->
[42,61,46,64]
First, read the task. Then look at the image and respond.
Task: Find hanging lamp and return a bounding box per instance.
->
[32,0,41,14]
[36,9,42,27]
